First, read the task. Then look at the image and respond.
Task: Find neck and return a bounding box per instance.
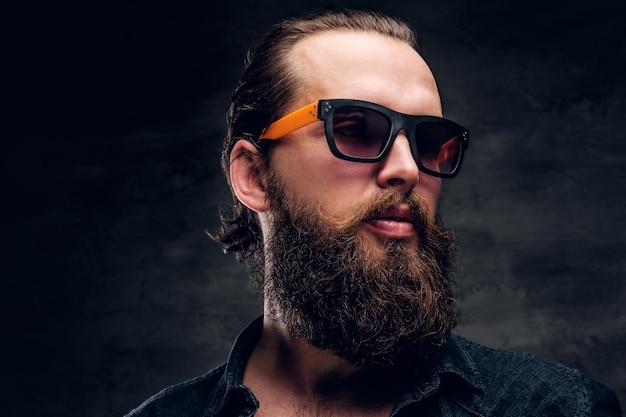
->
[246,315,357,392]
[243,314,404,415]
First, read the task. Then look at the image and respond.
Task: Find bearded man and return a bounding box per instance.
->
[125,8,621,417]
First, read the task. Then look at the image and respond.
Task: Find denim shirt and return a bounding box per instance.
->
[125,316,621,416]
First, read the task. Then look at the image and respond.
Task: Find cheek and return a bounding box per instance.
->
[309,164,377,212]
[275,157,376,213]
[320,159,375,187]
[273,138,375,189]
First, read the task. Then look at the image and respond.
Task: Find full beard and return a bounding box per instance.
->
[255,177,460,373]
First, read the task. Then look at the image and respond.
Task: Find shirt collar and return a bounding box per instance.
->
[435,333,485,392]
[211,316,484,415]
[209,316,263,416]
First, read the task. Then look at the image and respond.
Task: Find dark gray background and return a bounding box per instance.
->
[5,1,625,416]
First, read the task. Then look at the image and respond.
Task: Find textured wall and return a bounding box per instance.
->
[5,1,625,416]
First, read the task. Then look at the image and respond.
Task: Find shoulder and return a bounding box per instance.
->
[453,334,574,381]
[123,363,227,417]
[449,335,622,416]
[124,317,264,417]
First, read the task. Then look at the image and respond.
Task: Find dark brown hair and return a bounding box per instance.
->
[212,9,418,263]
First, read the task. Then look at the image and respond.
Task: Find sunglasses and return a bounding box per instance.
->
[259,99,469,178]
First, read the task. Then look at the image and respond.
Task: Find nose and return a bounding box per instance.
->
[376,132,419,193]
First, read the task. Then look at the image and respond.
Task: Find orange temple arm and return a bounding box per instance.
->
[259,101,320,140]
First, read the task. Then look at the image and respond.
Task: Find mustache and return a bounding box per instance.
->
[318,190,431,233]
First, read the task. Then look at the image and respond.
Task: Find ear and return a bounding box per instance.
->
[229,140,268,213]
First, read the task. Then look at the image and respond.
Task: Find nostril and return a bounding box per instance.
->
[387,178,403,186]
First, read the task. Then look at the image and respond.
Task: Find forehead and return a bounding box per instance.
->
[287,30,441,116]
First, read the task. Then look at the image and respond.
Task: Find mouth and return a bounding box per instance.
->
[363,206,418,240]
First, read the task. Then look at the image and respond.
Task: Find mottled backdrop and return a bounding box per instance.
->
[5,1,625,416]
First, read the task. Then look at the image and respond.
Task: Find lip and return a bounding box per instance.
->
[363,206,417,240]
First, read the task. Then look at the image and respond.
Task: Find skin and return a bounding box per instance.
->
[230,30,444,417]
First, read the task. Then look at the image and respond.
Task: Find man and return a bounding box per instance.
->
[126,9,621,416]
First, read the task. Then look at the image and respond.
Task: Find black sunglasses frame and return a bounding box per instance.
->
[318,99,469,178]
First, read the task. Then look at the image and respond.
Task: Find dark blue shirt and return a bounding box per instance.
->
[125,316,621,416]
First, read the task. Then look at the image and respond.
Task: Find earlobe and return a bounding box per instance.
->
[229,140,268,213]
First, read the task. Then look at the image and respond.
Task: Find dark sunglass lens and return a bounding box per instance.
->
[415,122,461,174]
[332,106,390,158]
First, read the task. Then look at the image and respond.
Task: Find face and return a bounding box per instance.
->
[248,31,459,371]
[266,31,444,248]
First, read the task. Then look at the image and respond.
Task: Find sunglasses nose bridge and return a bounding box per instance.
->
[391,128,411,150]
[383,128,420,167]
[388,118,419,163]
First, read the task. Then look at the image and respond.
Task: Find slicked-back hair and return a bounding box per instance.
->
[212,9,418,264]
